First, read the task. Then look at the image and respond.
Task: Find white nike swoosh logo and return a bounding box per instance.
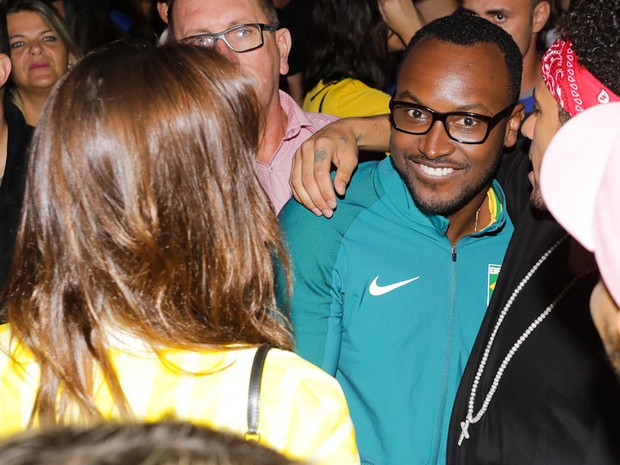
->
[368,275,420,296]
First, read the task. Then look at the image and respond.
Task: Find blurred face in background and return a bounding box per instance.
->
[461,0,547,58]
[171,0,290,115]
[8,10,70,93]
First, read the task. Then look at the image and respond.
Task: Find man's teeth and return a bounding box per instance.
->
[420,165,454,177]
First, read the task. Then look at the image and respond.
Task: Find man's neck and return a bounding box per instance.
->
[257,95,288,165]
[446,188,491,245]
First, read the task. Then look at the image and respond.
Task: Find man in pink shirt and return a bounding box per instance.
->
[166,0,334,213]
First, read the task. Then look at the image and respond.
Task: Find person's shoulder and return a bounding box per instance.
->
[264,348,347,399]
[265,347,325,370]
[0,324,11,354]
[303,110,338,129]
[0,324,37,376]
[2,101,33,192]
[261,349,358,464]
[329,78,374,93]
[0,324,19,354]
[328,79,390,118]
[280,89,337,130]
[278,161,383,235]
[4,99,32,138]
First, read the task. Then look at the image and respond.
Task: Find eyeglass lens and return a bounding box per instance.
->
[184,24,264,52]
[392,104,490,143]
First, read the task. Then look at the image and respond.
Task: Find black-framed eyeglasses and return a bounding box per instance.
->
[389,100,516,144]
[181,23,277,53]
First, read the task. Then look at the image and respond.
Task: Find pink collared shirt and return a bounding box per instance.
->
[255,91,336,214]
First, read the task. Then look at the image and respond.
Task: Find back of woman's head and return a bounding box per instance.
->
[303,0,392,91]
[5,44,292,404]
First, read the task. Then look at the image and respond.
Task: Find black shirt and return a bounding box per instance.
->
[0,99,33,296]
[447,148,620,464]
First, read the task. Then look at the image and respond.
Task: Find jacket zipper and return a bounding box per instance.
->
[432,243,458,463]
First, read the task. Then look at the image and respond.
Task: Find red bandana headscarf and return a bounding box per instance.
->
[541,38,620,117]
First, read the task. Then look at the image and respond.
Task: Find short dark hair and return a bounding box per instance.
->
[405,14,523,103]
[0,422,302,465]
[556,0,620,96]
[167,0,279,38]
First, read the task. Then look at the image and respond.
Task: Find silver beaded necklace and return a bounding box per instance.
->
[458,234,595,446]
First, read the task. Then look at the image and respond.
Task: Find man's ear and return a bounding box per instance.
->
[275,27,291,76]
[503,103,525,147]
[532,1,551,34]
[0,54,12,89]
[157,1,169,24]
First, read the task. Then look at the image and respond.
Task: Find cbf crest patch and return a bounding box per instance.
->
[487,264,501,305]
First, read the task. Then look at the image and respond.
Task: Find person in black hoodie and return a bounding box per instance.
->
[0,3,33,308]
[447,0,620,462]
[541,103,620,379]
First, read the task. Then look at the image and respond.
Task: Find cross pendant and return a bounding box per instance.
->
[458,420,471,446]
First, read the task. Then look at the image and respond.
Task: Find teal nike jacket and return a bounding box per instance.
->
[278,158,514,465]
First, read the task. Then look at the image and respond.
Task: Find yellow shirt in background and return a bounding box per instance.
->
[303,78,391,118]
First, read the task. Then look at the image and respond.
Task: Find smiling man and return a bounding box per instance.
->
[278,15,522,465]
[166,0,335,213]
[447,1,620,463]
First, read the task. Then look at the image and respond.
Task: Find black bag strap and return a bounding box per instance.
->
[318,87,330,113]
[308,78,345,113]
[245,345,271,443]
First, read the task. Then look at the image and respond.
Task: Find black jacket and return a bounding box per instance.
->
[0,99,33,296]
[447,148,620,464]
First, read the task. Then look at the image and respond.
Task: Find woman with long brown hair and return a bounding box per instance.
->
[0,43,358,465]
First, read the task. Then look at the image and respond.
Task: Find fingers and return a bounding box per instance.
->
[377,0,387,21]
[304,136,339,217]
[375,0,422,45]
[311,144,338,212]
[333,155,356,197]
[290,141,322,216]
[289,118,366,217]
[290,134,360,218]
[291,138,337,217]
